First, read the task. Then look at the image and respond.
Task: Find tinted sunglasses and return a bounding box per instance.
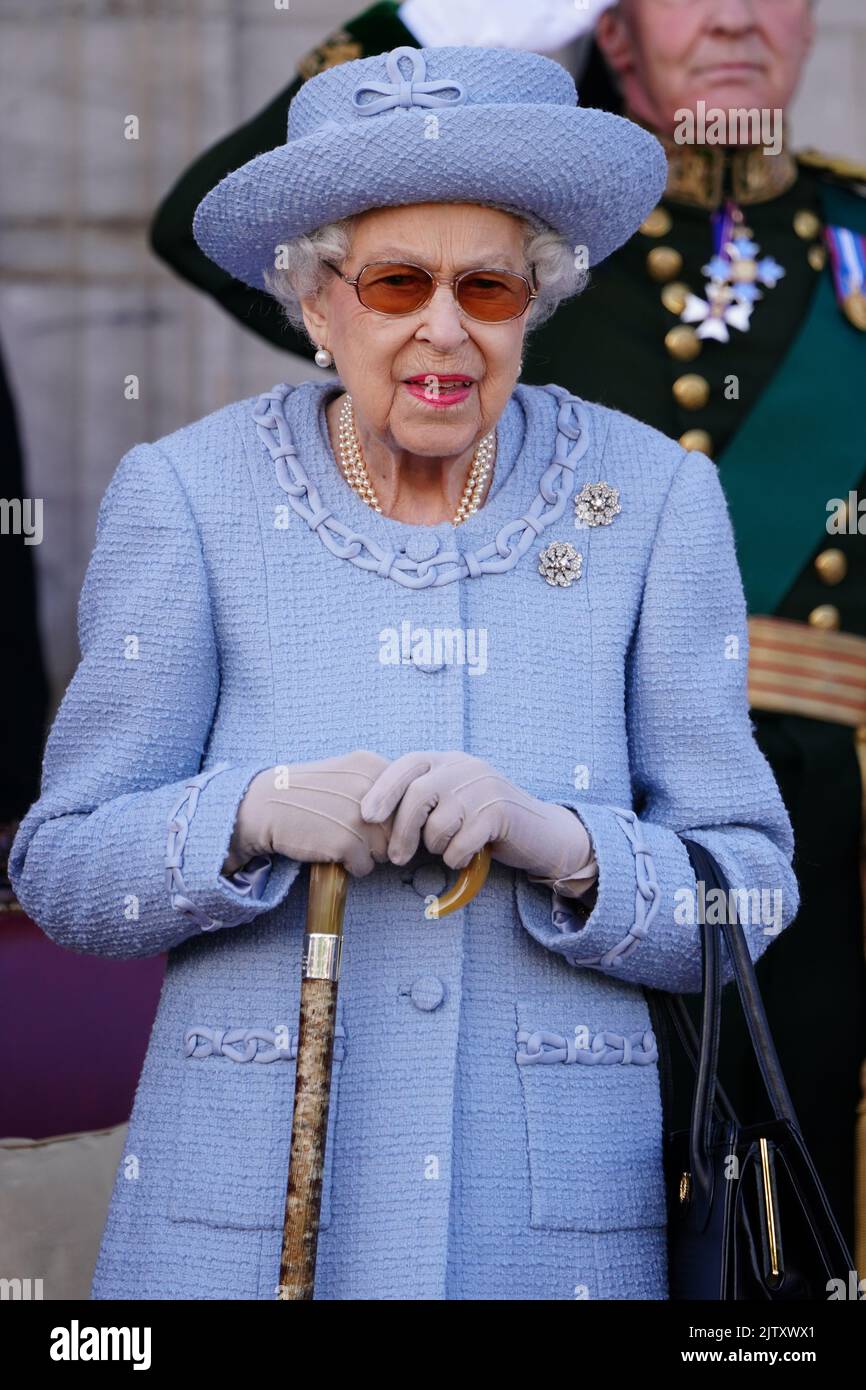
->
[324,259,537,323]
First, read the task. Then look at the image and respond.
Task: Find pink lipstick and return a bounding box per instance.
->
[403,373,475,407]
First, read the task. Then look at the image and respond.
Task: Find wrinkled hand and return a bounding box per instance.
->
[223,749,395,878]
[359,750,597,893]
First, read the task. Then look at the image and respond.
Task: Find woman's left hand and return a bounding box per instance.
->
[359,750,597,890]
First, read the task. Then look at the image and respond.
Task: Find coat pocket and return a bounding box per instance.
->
[167,1012,346,1231]
[514,999,667,1232]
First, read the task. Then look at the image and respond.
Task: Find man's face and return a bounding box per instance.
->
[596,0,815,139]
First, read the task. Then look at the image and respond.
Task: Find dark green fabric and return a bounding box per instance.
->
[716,181,866,614]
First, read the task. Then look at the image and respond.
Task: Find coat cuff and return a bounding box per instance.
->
[515,801,661,971]
[165,760,301,934]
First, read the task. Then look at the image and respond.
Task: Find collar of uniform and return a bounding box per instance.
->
[624,108,798,210]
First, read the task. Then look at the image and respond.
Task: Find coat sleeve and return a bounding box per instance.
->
[515,448,799,993]
[8,442,302,959]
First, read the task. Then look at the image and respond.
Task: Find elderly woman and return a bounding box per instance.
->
[11,44,797,1301]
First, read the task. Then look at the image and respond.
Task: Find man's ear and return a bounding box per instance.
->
[595,6,635,82]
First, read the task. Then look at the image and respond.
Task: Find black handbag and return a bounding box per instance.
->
[645,837,856,1300]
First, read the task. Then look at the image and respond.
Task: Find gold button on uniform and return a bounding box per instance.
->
[647,247,684,282]
[640,206,673,238]
[808,244,826,271]
[814,548,848,585]
[665,325,701,362]
[793,209,821,240]
[808,604,841,630]
[844,291,866,332]
[672,373,710,410]
[661,281,689,315]
[679,429,713,456]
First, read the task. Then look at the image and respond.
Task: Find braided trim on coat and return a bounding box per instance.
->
[516,1025,658,1066]
[166,760,233,932]
[553,808,661,969]
[252,383,591,588]
[184,1024,347,1063]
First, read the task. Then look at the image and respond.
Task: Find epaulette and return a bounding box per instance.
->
[796,147,866,195]
[297,27,364,83]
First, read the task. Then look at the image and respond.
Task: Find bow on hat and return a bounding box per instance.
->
[351,46,466,116]
[191,42,669,290]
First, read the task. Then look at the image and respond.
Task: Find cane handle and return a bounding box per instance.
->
[424,844,492,919]
[304,847,492,922]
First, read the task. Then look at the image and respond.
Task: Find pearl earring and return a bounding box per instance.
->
[314,345,333,369]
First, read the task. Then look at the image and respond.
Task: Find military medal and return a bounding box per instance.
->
[825,225,866,332]
[679,200,785,343]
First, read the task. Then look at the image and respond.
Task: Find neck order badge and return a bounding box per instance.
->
[678,200,786,343]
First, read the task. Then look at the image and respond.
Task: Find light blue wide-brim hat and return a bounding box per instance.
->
[193,44,667,292]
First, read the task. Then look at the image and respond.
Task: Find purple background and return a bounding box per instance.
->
[1,912,164,1138]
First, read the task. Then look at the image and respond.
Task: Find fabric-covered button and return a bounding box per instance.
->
[411,864,448,898]
[404,529,440,563]
[409,975,446,1011]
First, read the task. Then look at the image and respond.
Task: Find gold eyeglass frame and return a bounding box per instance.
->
[323,259,538,323]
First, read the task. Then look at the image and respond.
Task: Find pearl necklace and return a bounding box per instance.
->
[336,393,496,527]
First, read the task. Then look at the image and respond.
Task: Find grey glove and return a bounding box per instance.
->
[359,749,598,893]
[222,750,394,878]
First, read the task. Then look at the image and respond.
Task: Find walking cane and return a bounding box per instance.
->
[276,846,492,1300]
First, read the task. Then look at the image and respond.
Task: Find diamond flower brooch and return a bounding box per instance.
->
[537,481,620,587]
[573,481,621,528]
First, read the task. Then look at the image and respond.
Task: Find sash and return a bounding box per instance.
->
[716,182,866,616]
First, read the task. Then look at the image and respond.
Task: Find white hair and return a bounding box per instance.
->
[262,206,588,341]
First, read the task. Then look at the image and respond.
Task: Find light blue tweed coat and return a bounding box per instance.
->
[10,379,797,1301]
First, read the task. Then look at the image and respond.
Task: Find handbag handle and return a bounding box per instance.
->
[647,841,730,1196]
[660,985,740,1127]
[677,838,802,1201]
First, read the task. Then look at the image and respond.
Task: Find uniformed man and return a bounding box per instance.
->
[148,0,866,1264]
[565,0,866,1272]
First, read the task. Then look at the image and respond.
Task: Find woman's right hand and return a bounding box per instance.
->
[222,750,394,878]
